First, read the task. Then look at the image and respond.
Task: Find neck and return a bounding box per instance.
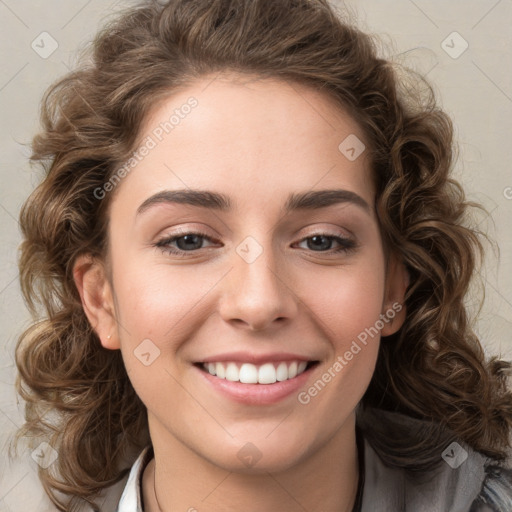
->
[142,414,360,512]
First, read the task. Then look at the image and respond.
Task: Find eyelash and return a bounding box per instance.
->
[154,230,357,256]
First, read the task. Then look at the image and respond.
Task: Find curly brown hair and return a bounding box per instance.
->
[14,0,512,510]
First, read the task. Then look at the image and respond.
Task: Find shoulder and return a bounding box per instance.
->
[357,407,512,512]
[470,465,512,512]
[111,411,512,512]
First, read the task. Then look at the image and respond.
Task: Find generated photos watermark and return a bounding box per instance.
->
[93,96,199,200]
[297,302,403,405]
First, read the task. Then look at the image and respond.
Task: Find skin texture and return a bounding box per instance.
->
[74,73,408,511]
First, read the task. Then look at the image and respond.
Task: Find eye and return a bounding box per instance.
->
[155,231,219,255]
[154,231,356,256]
[295,234,356,253]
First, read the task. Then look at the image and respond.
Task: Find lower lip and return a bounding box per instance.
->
[195,364,317,405]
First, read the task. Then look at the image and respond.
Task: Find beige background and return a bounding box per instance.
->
[1,0,511,510]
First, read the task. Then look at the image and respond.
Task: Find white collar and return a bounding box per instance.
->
[115,431,488,512]
[116,446,153,512]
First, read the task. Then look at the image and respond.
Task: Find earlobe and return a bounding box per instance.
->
[381,255,409,337]
[73,254,120,350]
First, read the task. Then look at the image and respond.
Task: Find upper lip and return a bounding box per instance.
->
[197,351,317,364]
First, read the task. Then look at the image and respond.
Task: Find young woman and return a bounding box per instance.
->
[15,0,512,511]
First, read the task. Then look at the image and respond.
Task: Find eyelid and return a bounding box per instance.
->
[297,223,354,239]
[155,224,219,241]
[293,232,357,251]
[155,228,219,248]
[155,227,352,243]
[296,231,354,243]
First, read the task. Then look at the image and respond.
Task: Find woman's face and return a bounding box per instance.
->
[80,74,407,472]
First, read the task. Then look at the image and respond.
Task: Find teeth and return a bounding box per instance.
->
[258,363,276,384]
[201,360,311,384]
[239,363,258,384]
[225,362,239,382]
[288,361,298,379]
[216,362,226,379]
[276,362,288,381]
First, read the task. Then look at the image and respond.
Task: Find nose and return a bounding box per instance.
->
[217,245,299,331]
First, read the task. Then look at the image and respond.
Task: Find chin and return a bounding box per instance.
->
[200,433,318,475]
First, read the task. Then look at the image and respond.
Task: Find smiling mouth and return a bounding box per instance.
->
[196,360,319,384]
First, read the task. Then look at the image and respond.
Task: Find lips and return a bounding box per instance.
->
[194,351,320,404]
[201,360,309,384]
[195,358,319,405]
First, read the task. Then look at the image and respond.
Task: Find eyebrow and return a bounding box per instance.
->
[136,188,371,216]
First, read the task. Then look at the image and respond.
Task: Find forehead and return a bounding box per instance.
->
[110,73,374,216]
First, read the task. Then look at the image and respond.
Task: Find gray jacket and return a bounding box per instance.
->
[358,408,512,511]
[107,408,512,512]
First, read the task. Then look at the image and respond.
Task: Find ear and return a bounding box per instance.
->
[381,254,409,336]
[73,254,120,350]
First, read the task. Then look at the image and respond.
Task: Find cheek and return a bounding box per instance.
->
[109,263,212,412]
[297,256,385,393]
[301,258,386,343]
[109,227,210,327]
[294,267,384,416]
[110,253,227,374]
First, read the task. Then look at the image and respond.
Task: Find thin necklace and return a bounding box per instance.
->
[153,466,164,512]
[152,432,364,512]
